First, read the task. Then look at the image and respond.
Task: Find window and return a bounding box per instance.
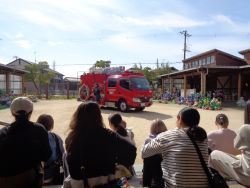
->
[0,74,6,93]
[108,78,117,87]
[207,56,211,64]
[211,55,215,63]
[10,75,22,94]
[120,79,130,90]
[195,61,198,66]
[199,60,202,66]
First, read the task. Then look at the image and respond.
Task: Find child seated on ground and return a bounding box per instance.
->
[142,119,167,188]
[37,114,65,185]
[108,113,136,178]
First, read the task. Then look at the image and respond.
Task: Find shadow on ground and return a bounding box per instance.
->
[101,107,172,121]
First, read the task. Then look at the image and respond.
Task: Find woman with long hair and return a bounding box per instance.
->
[65,102,136,188]
[142,107,209,187]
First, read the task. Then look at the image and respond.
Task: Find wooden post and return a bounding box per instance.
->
[21,75,25,95]
[204,72,206,95]
[200,71,205,95]
[238,72,241,100]
[183,75,187,97]
[169,78,173,92]
[45,83,49,100]
[67,81,70,99]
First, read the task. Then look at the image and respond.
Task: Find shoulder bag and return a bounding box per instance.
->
[186,132,229,188]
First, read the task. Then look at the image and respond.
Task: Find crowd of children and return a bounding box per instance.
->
[0,97,250,188]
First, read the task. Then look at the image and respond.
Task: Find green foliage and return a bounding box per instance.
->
[130,63,172,89]
[95,60,111,68]
[25,61,55,95]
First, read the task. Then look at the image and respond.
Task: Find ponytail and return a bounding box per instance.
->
[178,107,207,142]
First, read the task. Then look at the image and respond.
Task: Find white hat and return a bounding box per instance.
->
[10,97,33,115]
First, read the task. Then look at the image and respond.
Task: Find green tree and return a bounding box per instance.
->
[25,61,55,95]
[94,60,111,68]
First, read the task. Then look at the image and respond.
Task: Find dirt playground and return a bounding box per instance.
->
[0,99,245,165]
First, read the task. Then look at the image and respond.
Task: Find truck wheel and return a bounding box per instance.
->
[118,100,128,112]
[135,107,145,112]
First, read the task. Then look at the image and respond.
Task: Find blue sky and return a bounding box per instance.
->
[0,0,249,77]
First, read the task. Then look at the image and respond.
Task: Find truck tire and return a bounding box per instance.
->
[135,107,145,112]
[118,100,128,112]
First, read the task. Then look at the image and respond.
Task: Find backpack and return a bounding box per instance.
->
[44,133,64,185]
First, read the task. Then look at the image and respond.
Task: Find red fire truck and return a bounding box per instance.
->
[79,67,153,112]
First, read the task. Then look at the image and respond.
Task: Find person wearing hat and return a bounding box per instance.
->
[0,97,52,188]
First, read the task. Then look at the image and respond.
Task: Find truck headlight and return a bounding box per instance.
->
[149,98,153,102]
[132,98,141,102]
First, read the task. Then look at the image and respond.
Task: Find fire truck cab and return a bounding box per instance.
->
[79,68,153,112]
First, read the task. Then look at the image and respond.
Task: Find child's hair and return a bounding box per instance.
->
[215,114,229,127]
[108,113,128,137]
[150,119,167,135]
[37,114,54,131]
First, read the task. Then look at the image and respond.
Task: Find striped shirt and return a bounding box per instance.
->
[142,128,209,188]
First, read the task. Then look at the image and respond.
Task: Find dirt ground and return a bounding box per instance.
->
[0,99,244,165]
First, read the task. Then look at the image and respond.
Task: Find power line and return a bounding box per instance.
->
[51,61,182,67]
[180,30,191,60]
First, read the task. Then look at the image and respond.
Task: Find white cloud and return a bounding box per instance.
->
[213,15,234,25]
[15,33,24,39]
[15,40,32,49]
[114,12,207,29]
[47,41,63,46]
[18,10,69,31]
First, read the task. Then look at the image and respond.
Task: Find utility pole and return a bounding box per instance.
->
[53,60,56,70]
[156,58,159,69]
[34,51,37,63]
[180,30,191,60]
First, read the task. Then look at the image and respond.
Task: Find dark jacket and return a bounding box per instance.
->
[0,121,52,177]
[67,127,136,179]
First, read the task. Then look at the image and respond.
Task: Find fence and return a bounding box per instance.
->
[25,82,79,99]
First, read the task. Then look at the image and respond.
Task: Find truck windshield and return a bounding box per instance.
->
[130,77,150,90]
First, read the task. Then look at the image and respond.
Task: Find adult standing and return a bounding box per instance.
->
[65,102,136,188]
[93,83,101,103]
[142,107,209,187]
[0,97,51,188]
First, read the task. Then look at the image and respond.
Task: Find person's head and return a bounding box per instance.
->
[10,97,33,121]
[244,100,250,124]
[37,114,54,131]
[66,101,104,151]
[108,113,127,136]
[177,107,200,129]
[177,107,207,142]
[150,119,167,135]
[69,101,104,131]
[215,114,229,128]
